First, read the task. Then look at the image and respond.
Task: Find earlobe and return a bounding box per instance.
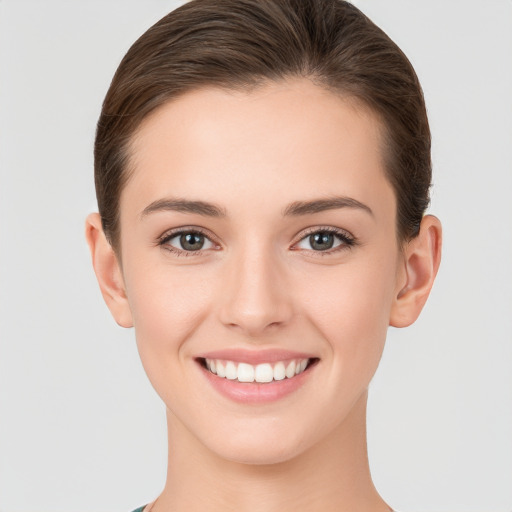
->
[390,215,442,328]
[85,213,133,328]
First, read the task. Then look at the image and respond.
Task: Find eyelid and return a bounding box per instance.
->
[290,225,357,253]
[156,225,356,257]
[157,225,221,255]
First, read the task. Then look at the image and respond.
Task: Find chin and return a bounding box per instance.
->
[199,418,319,466]
[216,440,305,466]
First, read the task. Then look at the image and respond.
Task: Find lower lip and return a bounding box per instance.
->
[199,361,316,404]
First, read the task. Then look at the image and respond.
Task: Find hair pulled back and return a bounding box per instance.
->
[95,0,431,249]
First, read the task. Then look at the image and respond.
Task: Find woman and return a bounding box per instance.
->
[86,1,441,510]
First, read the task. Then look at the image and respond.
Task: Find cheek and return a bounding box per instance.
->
[298,254,398,373]
[123,262,213,364]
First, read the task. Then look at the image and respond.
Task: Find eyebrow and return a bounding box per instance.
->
[140,195,373,219]
[283,196,373,217]
[141,198,227,218]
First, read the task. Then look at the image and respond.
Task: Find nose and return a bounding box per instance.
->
[217,245,293,337]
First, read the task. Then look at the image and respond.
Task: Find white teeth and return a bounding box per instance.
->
[273,361,286,381]
[255,363,273,383]
[285,361,296,378]
[237,362,255,383]
[216,361,226,378]
[225,361,237,380]
[204,358,311,383]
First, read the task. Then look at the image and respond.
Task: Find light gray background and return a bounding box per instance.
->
[1,1,511,511]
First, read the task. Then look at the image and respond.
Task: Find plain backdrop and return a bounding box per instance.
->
[1,1,511,511]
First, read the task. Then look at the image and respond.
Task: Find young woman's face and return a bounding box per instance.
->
[117,79,404,464]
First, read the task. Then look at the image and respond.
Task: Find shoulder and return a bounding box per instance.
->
[131,507,147,512]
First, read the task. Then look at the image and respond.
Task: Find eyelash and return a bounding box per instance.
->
[158,227,219,257]
[157,226,357,257]
[291,226,357,256]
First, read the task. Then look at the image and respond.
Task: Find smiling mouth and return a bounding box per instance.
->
[199,358,318,384]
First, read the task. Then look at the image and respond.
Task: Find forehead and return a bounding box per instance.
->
[123,79,394,219]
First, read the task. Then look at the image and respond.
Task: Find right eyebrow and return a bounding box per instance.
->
[140,198,227,219]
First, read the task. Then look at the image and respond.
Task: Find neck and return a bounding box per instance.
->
[154,391,390,512]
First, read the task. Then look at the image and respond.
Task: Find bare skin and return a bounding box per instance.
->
[86,79,441,512]
[160,392,387,512]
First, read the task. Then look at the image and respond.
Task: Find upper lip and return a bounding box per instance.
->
[196,348,317,365]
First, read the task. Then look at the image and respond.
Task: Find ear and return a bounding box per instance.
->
[390,215,442,328]
[85,213,133,328]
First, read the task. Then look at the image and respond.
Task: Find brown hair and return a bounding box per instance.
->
[95,0,431,250]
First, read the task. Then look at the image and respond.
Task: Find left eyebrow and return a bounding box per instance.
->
[283,196,374,217]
